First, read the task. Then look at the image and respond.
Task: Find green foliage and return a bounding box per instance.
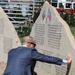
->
[70,27,75,37]
[67,10,75,27]
[47,0,50,3]
[16,23,33,40]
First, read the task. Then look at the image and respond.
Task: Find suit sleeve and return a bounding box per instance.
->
[31,49,63,65]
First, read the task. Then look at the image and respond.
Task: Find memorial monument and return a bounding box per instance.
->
[0,7,21,75]
[30,1,75,75]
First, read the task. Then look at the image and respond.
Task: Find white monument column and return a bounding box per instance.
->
[0,7,21,75]
[30,1,75,75]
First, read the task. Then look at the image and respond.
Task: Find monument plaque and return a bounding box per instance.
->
[30,1,75,75]
[0,7,21,75]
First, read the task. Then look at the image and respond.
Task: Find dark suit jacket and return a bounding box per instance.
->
[3,47,63,75]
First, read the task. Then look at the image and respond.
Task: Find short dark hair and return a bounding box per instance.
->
[59,5,64,8]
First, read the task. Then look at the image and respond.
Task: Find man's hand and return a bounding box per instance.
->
[66,53,72,64]
[66,53,72,75]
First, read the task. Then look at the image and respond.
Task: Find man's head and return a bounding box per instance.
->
[59,5,64,12]
[22,36,36,48]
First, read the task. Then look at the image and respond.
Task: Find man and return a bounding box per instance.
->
[3,36,72,75]
[33,3,44,23]
[59,5,68,21]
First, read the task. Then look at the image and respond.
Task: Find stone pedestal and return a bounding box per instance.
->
[30,1,75,75]
[0,7,21,75]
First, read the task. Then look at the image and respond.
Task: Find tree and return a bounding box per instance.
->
[47,0,50,3]
[69,9,75,27]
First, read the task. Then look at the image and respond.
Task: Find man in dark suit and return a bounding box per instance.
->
[3,36,72,75]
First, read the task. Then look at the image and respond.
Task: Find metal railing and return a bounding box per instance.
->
[0,0,45,27]
[0,1,34,26]
[0,0,46,36]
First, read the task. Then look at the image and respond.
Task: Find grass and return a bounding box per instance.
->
[70,27,75,37]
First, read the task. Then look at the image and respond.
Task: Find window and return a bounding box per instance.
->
[66,3,72,8]
[73,3,75,9]
[0,0,8,2]
[52,3,57,7]
[51,0,58,2]
[59,3,63,7]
